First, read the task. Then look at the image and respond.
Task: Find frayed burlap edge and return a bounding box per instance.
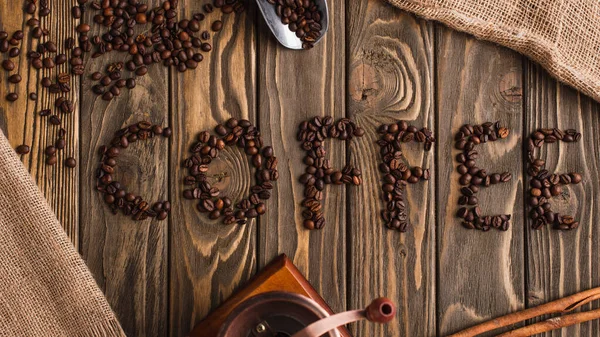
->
[0,130,126,337]
[387,0,600,103]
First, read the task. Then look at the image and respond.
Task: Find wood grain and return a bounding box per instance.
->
[79,1,169,336]
[168,3,257,336]
[525,62,600,336]
[435,28,526,335]
[346,2,436,336]
[0,0,80,242]
[3,2,600,336]
[257,0,347,318]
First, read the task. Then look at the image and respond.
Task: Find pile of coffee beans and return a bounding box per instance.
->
[86,0,244,101]
[96,121,172,221]
[266,0,324,49]
[298,117,364,230]
[6,0,244,167]
[455,122,512,231]
[526,128,582,230]
[182,118,278,225]
[376,121,434,232]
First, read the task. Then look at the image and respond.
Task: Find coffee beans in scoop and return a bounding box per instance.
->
[96,121,172,221]
[298,117,364,230]
[454,122,512,232]
[376,121,434,232]
[266,0,324,49]
[182,118,278,225]
[526,128,582,230]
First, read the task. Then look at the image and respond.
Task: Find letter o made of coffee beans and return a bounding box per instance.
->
[182,118,278,225]
[96,121,173,221]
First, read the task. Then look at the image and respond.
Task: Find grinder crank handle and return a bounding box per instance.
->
[291,298,396,337]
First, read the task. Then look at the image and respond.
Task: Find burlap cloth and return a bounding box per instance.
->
[387,0,600,103]
[0,131,125,337]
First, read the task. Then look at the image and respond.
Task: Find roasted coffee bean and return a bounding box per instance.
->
[15,144,30,155]
[201,42,212,52]
[211,20,223,31]
[45,146,57,156]
[7,74,21,83]
[46,155,58,165]
[2,60,15,71]
[55,138,66,150]
[65,157,77,168]
[8,47,20,57]
[6,93,18,102]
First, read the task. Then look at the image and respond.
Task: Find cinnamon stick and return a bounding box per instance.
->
[497,308,600,337]
[448,287,600,337]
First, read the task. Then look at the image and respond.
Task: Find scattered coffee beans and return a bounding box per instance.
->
[298,117,364,230]
[2,0,243,166]
[183,118,278,225]
[266,0,324,49]
[455,122,512,231]
[377,121,434,232]
[85,0,243,101]
[526,128,582,230]
[96,121,172,221]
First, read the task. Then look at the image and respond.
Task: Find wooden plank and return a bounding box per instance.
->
[525,63,600,336]
[435,28,525,335]
[79,1,169,335]
[0,0,80,242]
[168,3,257,336]
[346,2,436,336]
[257,0,347,317]
[0,3,34,162]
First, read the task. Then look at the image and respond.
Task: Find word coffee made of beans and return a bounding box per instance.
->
[95,116,582,234]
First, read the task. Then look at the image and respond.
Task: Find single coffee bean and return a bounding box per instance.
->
[45,146,57,156]
[6,93,18,102]
[8,74,21,83]
[91,72,103,80]
[15,144,30,155]
[126,78,136,89]
[2,60,15,71]
[43,57,55,68]
[201,43,212,52]
[46,155,58,166]
[211,20,223,31]
[8,47,20,57]
[25,2,36,14]
[55,138,66,150]
[65,157,77,168]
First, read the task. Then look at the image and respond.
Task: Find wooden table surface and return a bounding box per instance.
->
[2,0,600,336]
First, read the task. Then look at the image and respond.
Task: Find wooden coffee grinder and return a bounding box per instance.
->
[189,255,395,337]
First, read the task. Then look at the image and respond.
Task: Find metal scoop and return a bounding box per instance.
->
[255,0,329,50]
